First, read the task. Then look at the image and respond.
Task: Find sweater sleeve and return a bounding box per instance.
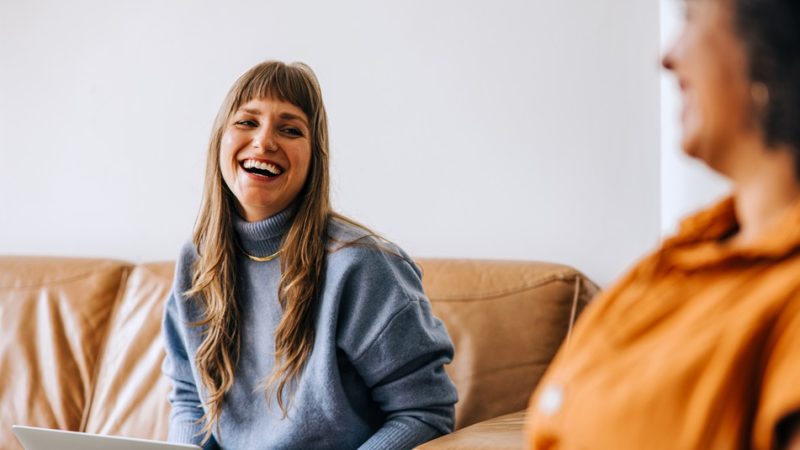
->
[336,248,458,450]
[162,292,220,450]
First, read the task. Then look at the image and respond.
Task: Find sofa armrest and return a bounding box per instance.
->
[417,410,527,450]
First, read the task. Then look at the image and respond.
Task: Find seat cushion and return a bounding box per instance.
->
[0,257,130,450]
[417,410,527,449]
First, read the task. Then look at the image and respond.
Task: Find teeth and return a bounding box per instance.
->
[242,159,282,175]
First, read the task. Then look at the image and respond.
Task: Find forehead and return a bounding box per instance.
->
[235,97,308,120]
[683,0,728,13]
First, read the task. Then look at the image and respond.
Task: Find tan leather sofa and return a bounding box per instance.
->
[0,256,598,450]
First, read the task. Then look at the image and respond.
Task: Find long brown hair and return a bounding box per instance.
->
[185,60,332,441]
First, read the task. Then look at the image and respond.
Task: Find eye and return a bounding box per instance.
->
[281,127,304,137]
[235,120,257,128]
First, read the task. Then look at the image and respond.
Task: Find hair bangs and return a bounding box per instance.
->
[232,62,317,122]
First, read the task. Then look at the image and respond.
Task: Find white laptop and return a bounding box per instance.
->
[12,425,201,450]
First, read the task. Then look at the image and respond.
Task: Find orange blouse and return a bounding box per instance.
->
[525,197,800,450]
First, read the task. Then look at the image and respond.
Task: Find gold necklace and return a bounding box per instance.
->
[239,245,282,262]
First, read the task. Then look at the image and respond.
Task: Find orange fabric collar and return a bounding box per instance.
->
[660,196,800,271]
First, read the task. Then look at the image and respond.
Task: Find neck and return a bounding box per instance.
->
[728,141,800,246]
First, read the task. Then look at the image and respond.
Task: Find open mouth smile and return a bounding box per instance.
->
[240,159,284,178]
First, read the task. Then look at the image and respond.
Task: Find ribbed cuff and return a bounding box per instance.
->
[358,417,442,450]
[168,421,207,448]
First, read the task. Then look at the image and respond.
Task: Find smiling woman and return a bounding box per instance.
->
[161,61,457,450]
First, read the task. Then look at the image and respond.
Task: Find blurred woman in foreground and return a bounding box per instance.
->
[525,0,800,448]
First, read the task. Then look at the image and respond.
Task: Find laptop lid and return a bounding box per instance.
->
[12,425,201,450]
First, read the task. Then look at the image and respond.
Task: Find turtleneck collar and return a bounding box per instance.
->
[233,204,298,258]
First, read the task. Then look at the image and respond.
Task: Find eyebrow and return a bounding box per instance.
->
[239,108,309,127]
[279,112,309,127]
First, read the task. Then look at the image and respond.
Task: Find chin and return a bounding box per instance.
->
[681,133,702,159]
[680,115,706,160]
[682,136,731,177]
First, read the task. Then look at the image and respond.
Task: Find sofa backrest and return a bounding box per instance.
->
[419,259,598,428]
[0,257,132,450]
[0,256,598,448]
[82,262,174,440]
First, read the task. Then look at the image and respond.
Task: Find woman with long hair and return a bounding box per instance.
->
[524,0,800,448]
[162,61,457,450]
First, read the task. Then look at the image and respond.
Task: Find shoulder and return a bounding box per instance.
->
[322,219,446,362]
[172,239,199,296]
[325,216,422,283]
[321,216,428,328]
[177,239,199,262]
[325,215,382,249]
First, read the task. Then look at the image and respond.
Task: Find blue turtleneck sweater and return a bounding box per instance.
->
[162,207,457,450]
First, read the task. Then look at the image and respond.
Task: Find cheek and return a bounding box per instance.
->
[292,146,313,186]
[220,133,236,160]
[696,67,752,149]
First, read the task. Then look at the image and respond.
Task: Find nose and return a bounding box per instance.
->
[662,44,676,71]
[662,53,673,71]
[661,32,684,72]
[252,127,278,152]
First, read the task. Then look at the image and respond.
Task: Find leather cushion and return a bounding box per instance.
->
[417,259,598,429]
[417,410,527,449]
[83,262,174,441]
[0,257,130,450]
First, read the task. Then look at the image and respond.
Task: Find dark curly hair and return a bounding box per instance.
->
[732,0,800,175]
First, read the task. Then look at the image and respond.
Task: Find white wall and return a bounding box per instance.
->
[659,0,730,234]
[0,0,661,285]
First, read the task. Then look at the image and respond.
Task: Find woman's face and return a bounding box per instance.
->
[219,97,312,222]
[662,0,756,173]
